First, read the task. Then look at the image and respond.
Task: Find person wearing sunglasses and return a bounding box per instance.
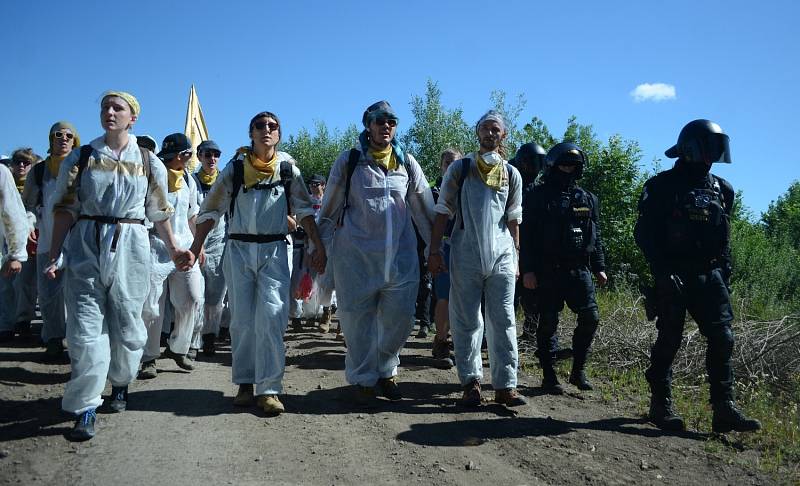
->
[19,122,81,360]
[45,91,193,441]
[138,133,205,380]
[317,100,435,405]
[191,140,227,357]
[0,162,30,343]
[188,111,326,415]
[3,148,39,342]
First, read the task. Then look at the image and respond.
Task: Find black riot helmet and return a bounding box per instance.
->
[512,142,547,176]
[545,142,588,179]
[665,119,731,164]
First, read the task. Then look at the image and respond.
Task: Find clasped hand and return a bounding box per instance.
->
[173,249,196,271]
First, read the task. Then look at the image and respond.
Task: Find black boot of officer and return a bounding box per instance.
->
[569,308,599,390]
[537,312,564,395]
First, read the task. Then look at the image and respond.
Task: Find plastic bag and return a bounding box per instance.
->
[295,271,313,300]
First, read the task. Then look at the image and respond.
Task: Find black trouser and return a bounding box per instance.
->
[415,256,432,327]
[516,280,539,335]
[645,268,735,403]
[536,267,599,369]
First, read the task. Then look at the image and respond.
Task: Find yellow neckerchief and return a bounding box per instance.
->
[46,155,67,179]
[240,146,278,189]
[15,175,26,194]
[197,167,218,186]
[368,144,398,171]
[475,153,506,191]
[167,168,185,193]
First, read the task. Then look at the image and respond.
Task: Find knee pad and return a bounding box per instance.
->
[577,309,600,330]
[538,312,558,334]
[707,324,734,352]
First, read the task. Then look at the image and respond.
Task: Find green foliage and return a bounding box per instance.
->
[762,180,800,247]
[401,79,474,181]
[283,121,359,181]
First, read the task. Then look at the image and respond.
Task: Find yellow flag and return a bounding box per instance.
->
[184,84,209,172]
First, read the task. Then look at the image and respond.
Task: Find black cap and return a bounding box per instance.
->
[157,133,192,159]
[308,174,326,185]
[197,140,221,154]
[137,135,157,153]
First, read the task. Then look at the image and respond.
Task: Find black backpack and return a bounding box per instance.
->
[454,157,513,230]
[228,153,293,217]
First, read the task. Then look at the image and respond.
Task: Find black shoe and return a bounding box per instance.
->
[43,338,67,363]
[416,324,430,339]
[712,400,762,433]
[648,396,685,431]
[377,377,403,401]
[68,409,97,441]
[569,369,593,391]
[105,386,128,413]
[541,369,564,395]
[15,321,31,339]
[202,334,216,357]
[431,337,454,369]
[291,318,302,332]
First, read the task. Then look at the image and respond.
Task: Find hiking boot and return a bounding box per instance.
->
[233,384,254,406]
[164,346,195,371]
[105,386,128,413]
[291,318,303,332]
[711,400,762,433]
[648,396,685,431]
[495,388,527,407]
[43,338,67,363]
[202,333,216,357]
[217,327,230,342]
[354,385,378,407]
[569,369,593,391]
[460,380,482,407]
[377,377,403,401]
[416,323,431,339]
[138,359,157,380]
[68,409,97,442]
[318,307,332,333]
[541,368,565,395]
[431,337,454,369]
[257,395,285,414]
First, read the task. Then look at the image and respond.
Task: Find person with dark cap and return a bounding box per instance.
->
[21,122,80,360]
[136,135,158,154]
[192,139,227,356]
[188,110,325,415]
[139,133,204,379]
[635,119,761,433]
[317,100,434,405]
[521,142,607,395]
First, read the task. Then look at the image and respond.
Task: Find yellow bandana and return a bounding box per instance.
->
[475,154,506,191]
[239,146,278,189]
[46,155,67,179]
[369,145,398,171]
[197,167,218,186]
[15,176,25,194]
[167,168,185,193]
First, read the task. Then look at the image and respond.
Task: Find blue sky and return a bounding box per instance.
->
[1,0,797,215]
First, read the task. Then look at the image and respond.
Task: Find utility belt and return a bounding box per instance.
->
[544,254,590,272]
[228,233,288,244]
[665,257,721,275]
[78,215,145,252]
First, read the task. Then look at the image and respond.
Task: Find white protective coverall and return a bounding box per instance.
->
[0,164,30,333]
[317,145,434,387]
[196,151,315,396]
[22,163,66,341]
[142,171,204,362]
[434,154,523,389]
[192,172,228,340]
[53,135,174,414]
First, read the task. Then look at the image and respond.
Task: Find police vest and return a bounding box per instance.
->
[665,175,728,260]
[539,186,596,259]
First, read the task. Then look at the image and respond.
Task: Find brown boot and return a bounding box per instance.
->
[495,388,527,407]
[460,380,482,407]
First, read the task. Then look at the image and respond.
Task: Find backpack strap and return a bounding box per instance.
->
[279,160,293,215]
[339,149,361,225]
[227,154,246,217]
[33,162,46,206]
[457,157,470,229]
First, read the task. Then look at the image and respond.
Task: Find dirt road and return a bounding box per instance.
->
[0,323,774,485]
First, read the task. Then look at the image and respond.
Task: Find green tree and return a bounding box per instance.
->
[762,180,800,247]
[283,121,359,181]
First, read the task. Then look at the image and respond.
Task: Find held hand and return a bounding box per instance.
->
[523,272,537,290]
[287,216,297,233]
[310,247,327,274]
[198,247,207,268]
[428,252,446,275]
[2,259,22,278]
[173,249,196,271]
[27,231,38,244]
[595,271,608,287]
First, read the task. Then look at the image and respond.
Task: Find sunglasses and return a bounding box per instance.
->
[178,150,194,158]
[200,150,221,158]
[253,121,280,132]
[12,160,32,166]
[375,118,397,127]
[54,131,74,140]
[309,182,324,187]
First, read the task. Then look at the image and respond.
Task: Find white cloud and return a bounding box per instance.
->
[630,83,676,102]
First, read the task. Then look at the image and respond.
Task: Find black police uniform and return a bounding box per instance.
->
[635,160,736,405]
[521,166,605,389]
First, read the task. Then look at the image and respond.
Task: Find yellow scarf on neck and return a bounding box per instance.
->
[475,154,506,191]
[240,146,278,189]
[369,144,398,171]
[15,176,25,194]
[167,168,185,193]
[197,167,218,186]
[46,155,67,179]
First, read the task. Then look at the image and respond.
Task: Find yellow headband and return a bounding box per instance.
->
[102,90,141,116]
